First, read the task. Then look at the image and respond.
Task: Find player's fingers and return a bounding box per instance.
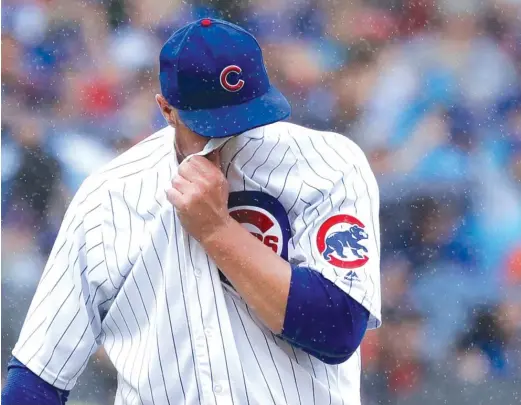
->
[166,187,187,210]
[171,175,192,194]
[191,155,220,176]
[178,157,206,182]
[179,156,219,184]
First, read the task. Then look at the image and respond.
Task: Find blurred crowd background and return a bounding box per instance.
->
[2,0,521,404]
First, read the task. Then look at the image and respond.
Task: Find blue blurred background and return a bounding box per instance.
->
[2,0,521,404]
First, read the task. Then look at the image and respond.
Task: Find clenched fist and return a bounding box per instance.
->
[166,151,231,243]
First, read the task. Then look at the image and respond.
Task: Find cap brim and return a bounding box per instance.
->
[176,85,291,138]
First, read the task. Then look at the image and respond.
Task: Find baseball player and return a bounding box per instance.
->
[3,18,381,405]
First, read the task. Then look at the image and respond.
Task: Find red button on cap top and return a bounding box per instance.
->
[201,19,212,27]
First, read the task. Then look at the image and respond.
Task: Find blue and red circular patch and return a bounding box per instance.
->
[316,214,370,269]
[220,191,291,289]
[228,191,291,260]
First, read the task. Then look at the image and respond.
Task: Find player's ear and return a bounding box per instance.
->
[156,94,177,127]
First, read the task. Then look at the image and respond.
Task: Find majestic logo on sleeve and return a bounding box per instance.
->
[316,214,369,269]
[220,65,245,92]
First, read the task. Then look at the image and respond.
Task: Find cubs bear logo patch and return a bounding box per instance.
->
[316,214,369,269]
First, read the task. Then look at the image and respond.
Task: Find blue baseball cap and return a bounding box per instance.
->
[159,18,291,138]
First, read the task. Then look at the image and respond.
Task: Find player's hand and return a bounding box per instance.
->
[167,151,231,243]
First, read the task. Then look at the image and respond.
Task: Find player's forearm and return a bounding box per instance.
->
[201,217,291,334]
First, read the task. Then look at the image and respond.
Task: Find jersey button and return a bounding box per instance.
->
[194,268,202,278]
[213,383,223,394]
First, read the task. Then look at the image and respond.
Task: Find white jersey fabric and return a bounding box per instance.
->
[13,121,381,405]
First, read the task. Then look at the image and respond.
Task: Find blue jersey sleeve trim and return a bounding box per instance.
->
[1,357,70,405]
[281,265,369,364]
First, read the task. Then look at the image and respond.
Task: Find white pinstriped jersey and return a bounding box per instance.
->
[13,121,381,405]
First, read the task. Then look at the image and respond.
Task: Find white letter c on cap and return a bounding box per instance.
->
[220,65,245,92]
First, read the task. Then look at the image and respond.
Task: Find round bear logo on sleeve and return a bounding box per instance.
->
[316,214,370,269]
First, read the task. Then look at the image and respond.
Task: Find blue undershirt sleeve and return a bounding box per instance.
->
[281,265,370,365]
[1,357,69,405]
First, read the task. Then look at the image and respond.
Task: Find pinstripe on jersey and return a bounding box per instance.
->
[13,122,380,405]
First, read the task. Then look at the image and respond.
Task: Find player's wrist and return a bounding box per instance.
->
[199,214,235,247]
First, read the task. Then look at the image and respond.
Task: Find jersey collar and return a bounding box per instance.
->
[166,126,234,166]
